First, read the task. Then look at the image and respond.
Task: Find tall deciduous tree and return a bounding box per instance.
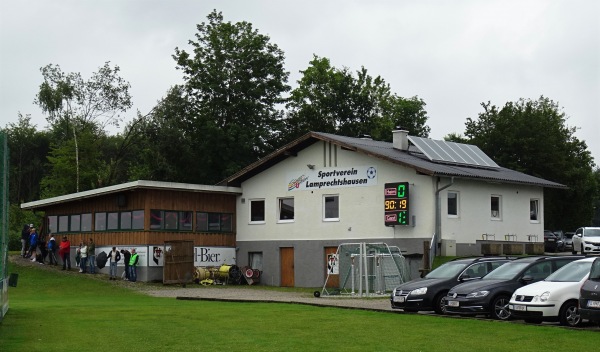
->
[283,56,430,144]
[464,96,597,230]
[172,10,290,182]
[34,62,132,193]
[2,113,51,203]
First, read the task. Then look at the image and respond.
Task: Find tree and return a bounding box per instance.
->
[464,96,598,230]
[2,113,51,203]
[283,56,430,144]
[172,10,290,182]
[35,62,132,192]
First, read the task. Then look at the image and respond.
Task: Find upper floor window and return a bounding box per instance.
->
[491,195,501,220]
[96,210,144,231]
[196,212,233,232]
[278,197,295,222]
[447,191,459,217]
[323,195,339,221]
[249,199,265,223]
[530,199,539,222]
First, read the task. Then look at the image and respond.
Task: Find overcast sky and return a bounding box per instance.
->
[1,0,598,163]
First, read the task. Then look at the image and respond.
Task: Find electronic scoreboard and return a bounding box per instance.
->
[384,182,409,226]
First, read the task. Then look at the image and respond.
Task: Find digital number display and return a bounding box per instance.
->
[384,182,410,226]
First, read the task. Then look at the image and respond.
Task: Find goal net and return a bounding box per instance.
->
[320,242,410,297]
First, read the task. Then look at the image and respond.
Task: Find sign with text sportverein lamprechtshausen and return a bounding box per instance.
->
[287,166,377,191]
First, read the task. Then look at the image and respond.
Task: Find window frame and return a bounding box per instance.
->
[530,199,540,222]
[195,211,234,233]
[491,195,502,220]
[150,209,193,231]
[323,194,340,222]
[277,197,295,223]
[249,199,266,224]
[447,191,459,218]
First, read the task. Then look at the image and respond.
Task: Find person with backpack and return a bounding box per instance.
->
[129,248,139,282]
[107,247,121,280]
[37,232,47,264]
[47,233,58,265]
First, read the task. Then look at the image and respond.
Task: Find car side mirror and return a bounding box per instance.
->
[521,275,534,283]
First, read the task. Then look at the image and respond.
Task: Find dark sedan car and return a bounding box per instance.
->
[579,257,600,326]
[544,230,564,252]
[444,256,582,320]
[390,257,510,314]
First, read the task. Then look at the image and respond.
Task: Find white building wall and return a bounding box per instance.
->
[441,179,545,244]
[236,141,437,243]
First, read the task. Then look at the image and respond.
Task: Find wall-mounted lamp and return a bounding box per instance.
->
[307,164,315,170]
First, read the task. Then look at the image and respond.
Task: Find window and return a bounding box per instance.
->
[448,191,459,217]
[59,215,69,232]
[107,212,119,230]
[249,199,265,223]
[278,197,295,222]
[95,213,107,231]
[491,195,501,219]
[249,252,263,271]
[151,210,193,231]
[132,210,144,230]
[323,195,339,221]
[196,212,233,232]
[48,216,57,233]
[530,199,539,221]
[81,214,92,232]
[70,215,81,232]
[121,212,132,229]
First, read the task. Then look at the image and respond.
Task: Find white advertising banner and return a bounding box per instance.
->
[194,247,236,267]
[287,166,377,192]
[96,246,148,267]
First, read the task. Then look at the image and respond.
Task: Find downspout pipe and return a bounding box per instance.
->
[433,177,454,266]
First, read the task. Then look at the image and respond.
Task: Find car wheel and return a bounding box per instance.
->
[572,249,577,255]
[559,301,581,327]
[490,295,511,320]
[581,245,586,255]
[433,292,447,315]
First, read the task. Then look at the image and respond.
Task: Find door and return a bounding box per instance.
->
[280,247,295,287]
[324,247,339,288]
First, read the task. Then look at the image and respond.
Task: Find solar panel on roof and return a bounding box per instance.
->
[407,136,499,169]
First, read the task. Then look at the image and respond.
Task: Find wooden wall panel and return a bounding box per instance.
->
[40,187,238,248]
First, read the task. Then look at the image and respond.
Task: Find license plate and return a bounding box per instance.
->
[448,300,459,307]
[587,300,600,308]
[513,304,526,311]
[393,296,405,303]
[547,239,555,242]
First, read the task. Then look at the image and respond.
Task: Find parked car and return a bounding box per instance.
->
[390,257,511,314]
[509,257,595,327]
[444,256,582,320]
[544,230,564,252]
[563,231,575,251]
[579,257,600,326]
[571,227,600,255]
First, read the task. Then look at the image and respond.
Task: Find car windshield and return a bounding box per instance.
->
[483,262,530,280]
[590,259,600,280]
[585,229,600,237]
[425,262,468,279]
[545,261,593,282]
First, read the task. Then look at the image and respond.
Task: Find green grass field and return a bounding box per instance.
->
[1,256,598,352]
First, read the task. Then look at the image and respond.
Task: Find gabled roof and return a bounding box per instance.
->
[220,132,567,189]
[21,180,242,211]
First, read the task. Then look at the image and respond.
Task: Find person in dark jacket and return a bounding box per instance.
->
[107,247,121,280]
[21,224,30,257]
[120,249,131,280]
[47,233,58,265]
[28,227,38,262]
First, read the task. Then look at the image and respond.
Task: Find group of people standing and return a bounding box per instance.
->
[20,224,58,265]
[75,238,96,274]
